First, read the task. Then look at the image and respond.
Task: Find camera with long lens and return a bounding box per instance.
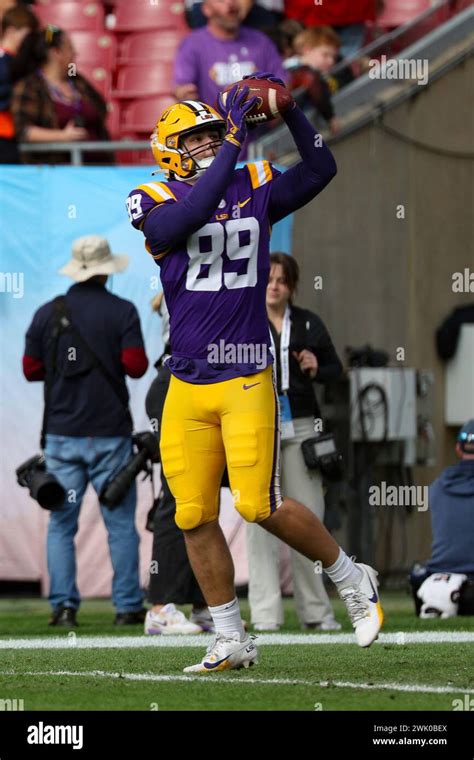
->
[99,431,159,509]
[301,433,344,481]
[16,454,65,511]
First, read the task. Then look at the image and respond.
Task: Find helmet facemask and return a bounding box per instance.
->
[176,125,225,181]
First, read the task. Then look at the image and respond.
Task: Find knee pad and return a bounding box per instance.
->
[234,500,262,524]
[175,498,205,530]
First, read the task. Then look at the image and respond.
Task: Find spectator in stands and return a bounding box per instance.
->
[11,25,112,164]
[263,17,304,61]
[0,0,16,24]
[410,420,474,616]
[247,253,343,632]
[287,26,346,135]
[295,27,353,92]
[0,4,38,163]
[185,0,283,31]
[174,0,285,109]
[22,236,149,628]
[144,292,214,636]
[284,0,377,59]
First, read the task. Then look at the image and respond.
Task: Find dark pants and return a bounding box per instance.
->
[0,138,20,164]
[145,366,206,606]
[410,564,474,616]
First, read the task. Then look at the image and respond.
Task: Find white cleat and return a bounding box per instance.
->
[144,603,202,635]
[339,563,384,647]
[183,632,258,673]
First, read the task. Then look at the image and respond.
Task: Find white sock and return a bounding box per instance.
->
[324,549,363,590]
[208,597,245,640]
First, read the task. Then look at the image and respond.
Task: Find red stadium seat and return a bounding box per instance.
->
[34,2,105,32]
[113,63,174,99]
[70,31,117,69]
[36,0,94,4]
[116,147,154,166]
[78,63,112,99]
[376,0,432,28]
[113,0,187,33]
[120,96,175,135]
[106,99,121,139]
[118,30,185,66]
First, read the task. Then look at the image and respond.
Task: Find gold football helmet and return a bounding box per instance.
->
[151,101,226,180]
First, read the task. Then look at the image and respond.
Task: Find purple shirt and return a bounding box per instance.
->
[174,26,286,110]
[126,106,338,385]
[128,162,281,383]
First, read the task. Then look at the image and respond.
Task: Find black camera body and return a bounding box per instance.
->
[99,431,158,509]
[16,454,65,511]
[301,433,344,481]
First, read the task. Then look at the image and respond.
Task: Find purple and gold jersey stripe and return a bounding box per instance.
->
[247,160,273,189]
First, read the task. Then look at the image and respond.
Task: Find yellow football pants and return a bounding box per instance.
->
[160,364,283,530]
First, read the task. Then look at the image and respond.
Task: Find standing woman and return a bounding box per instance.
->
[247,252,343,631]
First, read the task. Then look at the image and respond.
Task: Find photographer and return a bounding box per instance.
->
[247,252,342,631]
[22,235,149,627]
[410,419,474,617]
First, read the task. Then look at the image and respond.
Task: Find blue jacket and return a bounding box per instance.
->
[427,460,474,575]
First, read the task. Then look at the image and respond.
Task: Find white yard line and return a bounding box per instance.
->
[0,669,473,695]
[0,631,473,649]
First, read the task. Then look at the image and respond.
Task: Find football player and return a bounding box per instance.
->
[127,73,384,673]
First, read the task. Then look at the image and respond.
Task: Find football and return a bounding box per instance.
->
[220,77,294,124]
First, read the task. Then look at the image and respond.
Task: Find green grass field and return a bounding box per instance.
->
[0,594,473,711]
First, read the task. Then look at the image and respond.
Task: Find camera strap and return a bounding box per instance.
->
[41,297,69,449]
[41,296,133,448]
[269,305,292,393]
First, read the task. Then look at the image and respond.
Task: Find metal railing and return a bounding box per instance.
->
[18,139,151,166]
[248,2,474,161]
[17,0,472,167]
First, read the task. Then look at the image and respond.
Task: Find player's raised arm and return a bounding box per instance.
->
[140,87,257,254]
[269,102,337,224]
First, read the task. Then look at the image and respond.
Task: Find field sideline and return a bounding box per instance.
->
[0,594,473,711]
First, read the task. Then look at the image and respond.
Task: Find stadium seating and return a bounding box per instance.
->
[376,0,433,29]
[106,98,121,139]
[34,2,106,32]
[120,96,175,135]
[113,63,174,99]
[113,0,187,33]
[70,31,117,69]
[117,30,185,65]
[78,62,112,99]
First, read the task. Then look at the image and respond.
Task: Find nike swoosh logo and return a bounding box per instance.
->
[243,382,260,390]
[204,655,231,670]
[368,576,378,604]
[238,197,251,208]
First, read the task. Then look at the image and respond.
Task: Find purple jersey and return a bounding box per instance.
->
[127,161,281,384]
[174,26,286,110]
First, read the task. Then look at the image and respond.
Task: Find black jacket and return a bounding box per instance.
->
[270,304,342,419]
